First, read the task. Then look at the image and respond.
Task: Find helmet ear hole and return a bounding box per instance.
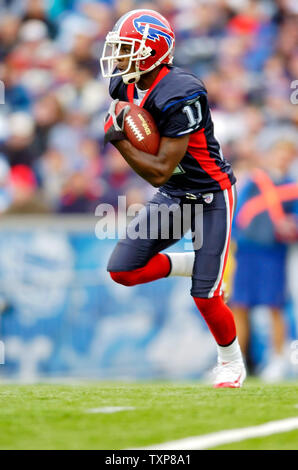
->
[150,50,156,57]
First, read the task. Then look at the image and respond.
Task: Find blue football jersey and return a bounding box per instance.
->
[109,65,236,195]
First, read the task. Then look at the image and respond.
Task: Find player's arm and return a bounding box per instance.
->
[113,136,189,187]
[104,92,205,187]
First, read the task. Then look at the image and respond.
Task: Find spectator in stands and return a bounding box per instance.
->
[0,112,39,168]
[0,14,21,60]
[0,0,296,217]
[0,63,31,112]
[5,164,50,214]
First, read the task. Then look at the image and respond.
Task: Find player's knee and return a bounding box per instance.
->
[109,271,137,287]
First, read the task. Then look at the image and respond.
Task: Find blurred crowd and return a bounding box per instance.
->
[0,0,297,214]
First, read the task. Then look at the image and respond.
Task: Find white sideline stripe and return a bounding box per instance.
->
[141,417,298,450]
[86,406,135,414]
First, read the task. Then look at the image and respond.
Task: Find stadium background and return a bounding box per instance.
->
[0,0,297,382]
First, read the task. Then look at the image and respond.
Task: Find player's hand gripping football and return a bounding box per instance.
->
[104,99,130,145]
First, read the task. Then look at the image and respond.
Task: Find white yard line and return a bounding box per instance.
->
[86,406,135,414]
[141,417,298,450]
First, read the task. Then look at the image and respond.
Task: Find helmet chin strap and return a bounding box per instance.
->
[122,73,140,85]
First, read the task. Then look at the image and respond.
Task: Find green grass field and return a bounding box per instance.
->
[0,380,298,450]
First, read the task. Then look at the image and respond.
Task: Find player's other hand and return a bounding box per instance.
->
[104,99,130,146]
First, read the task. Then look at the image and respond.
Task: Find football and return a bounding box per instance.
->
[115,101,160,155]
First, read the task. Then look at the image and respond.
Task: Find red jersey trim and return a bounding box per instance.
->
[188,128,231,190]
[126,66,170,107]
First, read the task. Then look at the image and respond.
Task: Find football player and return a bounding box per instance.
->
[101,9,246,388]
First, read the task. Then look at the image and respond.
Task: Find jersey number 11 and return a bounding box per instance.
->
[183,100,202,129]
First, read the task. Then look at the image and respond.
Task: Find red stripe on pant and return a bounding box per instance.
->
[193,187,237,346]
[109,253,171,286]
[211,186,235,298]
